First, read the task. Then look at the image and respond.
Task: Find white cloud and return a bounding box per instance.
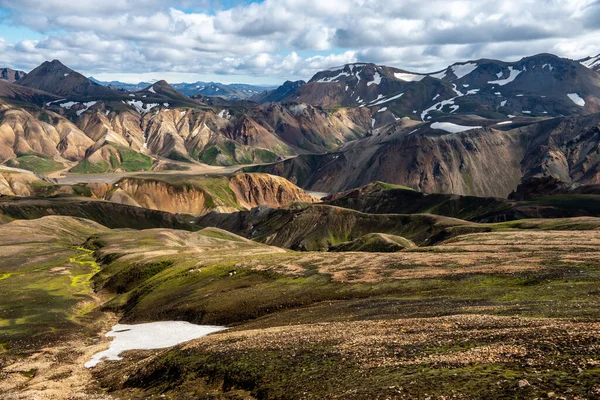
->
[0,0,598,83]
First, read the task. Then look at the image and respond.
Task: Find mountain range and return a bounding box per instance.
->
[2,53,600,198]
[89,77,276,100]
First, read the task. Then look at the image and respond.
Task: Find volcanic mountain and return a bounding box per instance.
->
[16,60,120,99]
[268,54,600,123]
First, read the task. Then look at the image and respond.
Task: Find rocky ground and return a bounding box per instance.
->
[2,215,600,399]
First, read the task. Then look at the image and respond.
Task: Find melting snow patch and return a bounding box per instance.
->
[516,94,524,97]
[367,71,382,86]
[46,99,66,106]
[463,84,470,88]
[488,67,522,86]
[432,94,440,101]
[567,93,585,107]
[495,92,502,96]
[163,103,170,107]
[501,100,507,107]
[429,70,447,80]
[64,73,69,77]
[148,86,156,94]
[394,72,425,82]
[126,100,158,114]
[76,101,98,117]
[85,322,225,368]
[377,107,387,113]
[496,121,513,125]
[430,122,482,133]
[466,89,480,95]
[451,63,478,79]
[317,71,350,83]
[369,92,404,106]
[59,101,79,110]
[542,64,554,71]
[522,111,531,114]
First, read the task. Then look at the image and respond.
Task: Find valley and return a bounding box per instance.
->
[3,49,600,399]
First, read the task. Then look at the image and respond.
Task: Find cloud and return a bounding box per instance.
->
[0,0,598,83]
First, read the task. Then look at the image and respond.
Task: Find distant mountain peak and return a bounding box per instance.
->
[17,59,119,99]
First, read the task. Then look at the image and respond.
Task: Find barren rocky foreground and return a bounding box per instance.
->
[2,214,600,399]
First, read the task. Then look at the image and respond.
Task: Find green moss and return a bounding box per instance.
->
[117,147,153,171]
[6,154,64,174]
[69,159,110,174]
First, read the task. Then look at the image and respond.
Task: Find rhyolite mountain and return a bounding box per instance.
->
[248,112,600,197]
[4,55,600,199]
[0,68,27,83]
[0,58,372,174]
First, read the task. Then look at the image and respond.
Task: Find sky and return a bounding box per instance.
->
[0,0,600,85]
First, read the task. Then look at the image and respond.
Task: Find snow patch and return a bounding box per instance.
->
[542,63,554,71]
[317,71,350,83]
[487,67,522,86]
[369,92,404,106]
[501,100,507,107]
[496,121,513,125]
[59,101,78,110]
[429,70,447,79]
[76,101,97,117]
[430,122,482,133]
[125,100,159,114]
[394,72,425,82]
[148,86,156,94]
[451,63,478,79]
[377,107,387,113]
[432,94,440,101]
[567,93,586,107]
[85,322,225,368]
[582,55,600,70]
[367,71,382,86]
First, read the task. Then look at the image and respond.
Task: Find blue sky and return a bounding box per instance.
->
[0,0,599,85]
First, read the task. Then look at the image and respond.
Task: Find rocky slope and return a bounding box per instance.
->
[249,112,600,197]
[81,173,316,215]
